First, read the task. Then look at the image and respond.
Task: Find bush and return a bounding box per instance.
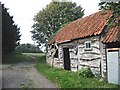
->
[78,67,94,78]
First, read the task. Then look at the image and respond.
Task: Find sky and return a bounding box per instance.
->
[1,0,101,44]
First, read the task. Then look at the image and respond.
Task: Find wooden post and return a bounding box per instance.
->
[51,48,56,68]
[99,41,105,78]
[77,43,79,71]
[52,57,54,67]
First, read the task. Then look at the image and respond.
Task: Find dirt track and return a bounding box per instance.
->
[2,61,57,88]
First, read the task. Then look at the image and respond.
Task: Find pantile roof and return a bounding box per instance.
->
[102,26,120,43]
[48,11,119,44]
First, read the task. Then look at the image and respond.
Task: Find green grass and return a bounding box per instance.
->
[22,53,45,62]
[3,53,28,64]
[22,53,45,56]
[3,52,45,64]
[35,54,119,88]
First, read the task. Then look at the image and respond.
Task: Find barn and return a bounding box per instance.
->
[47,11,120,84]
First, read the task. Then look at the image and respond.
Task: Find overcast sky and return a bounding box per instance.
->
[1,0,101,44]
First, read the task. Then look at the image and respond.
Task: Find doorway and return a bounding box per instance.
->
[63,48,71,70]
[107,49,120,85]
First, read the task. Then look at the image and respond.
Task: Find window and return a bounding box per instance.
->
[84,41,92,50]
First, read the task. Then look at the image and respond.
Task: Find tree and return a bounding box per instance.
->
[16,43,43,53]
[2,4,21,55]
[31,1,84,45]
[99,0,120,40]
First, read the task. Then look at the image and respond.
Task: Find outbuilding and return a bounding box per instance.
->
[47,11,120,84]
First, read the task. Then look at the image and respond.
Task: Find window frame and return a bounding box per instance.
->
[84,41,92,50]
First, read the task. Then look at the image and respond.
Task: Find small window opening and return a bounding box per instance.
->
[84,41,92,50]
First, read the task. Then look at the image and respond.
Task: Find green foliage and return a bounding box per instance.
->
[48,22,69,42]
[45,23,68,53]
[99,1,120,26]
[16,43,43,53]
[31,1,84,45]
[99,1,120,41]
[2,4,21,55]
[78,67,94,78]
[35,54,118,88]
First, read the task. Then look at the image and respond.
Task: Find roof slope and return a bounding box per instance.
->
[48,11,118,44]
[102,26,120,43]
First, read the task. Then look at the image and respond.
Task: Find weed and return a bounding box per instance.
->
[78,67,94,78]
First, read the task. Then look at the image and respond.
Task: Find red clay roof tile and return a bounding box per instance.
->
[48,11,119,44]
[102,26,120,43]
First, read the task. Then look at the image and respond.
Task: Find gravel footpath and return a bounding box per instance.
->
[2,61,57,88]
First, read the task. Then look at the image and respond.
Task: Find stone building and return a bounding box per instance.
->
[46,11,120,80]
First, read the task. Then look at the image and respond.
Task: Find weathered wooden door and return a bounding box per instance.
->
[63,48,71,70]
[107,49,120,85]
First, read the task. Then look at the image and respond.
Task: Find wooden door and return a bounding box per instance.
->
[63,48,71,70]
[107,49,120,85]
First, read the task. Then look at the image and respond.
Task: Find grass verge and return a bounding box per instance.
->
[3,52,45,64]
[3,53,28,64]
[35,54,119,88]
